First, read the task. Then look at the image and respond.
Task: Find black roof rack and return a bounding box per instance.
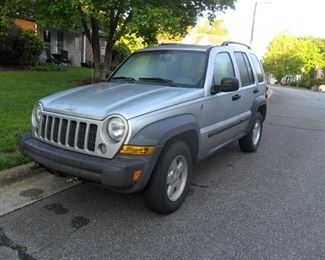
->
[221,41,251,49]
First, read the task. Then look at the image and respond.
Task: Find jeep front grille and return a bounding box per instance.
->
[38,114,98,152]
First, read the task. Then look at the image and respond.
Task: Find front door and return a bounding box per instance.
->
[43,30,51,57]
[201,49,249,154]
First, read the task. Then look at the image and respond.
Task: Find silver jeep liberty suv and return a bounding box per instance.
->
[20,42,267,214]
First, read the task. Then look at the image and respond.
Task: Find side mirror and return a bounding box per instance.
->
[219,77,239,92]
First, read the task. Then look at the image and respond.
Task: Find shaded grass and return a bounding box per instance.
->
[0,67,93,170]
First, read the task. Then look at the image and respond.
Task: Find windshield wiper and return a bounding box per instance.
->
[139,77,178,87]
[110,76,136,83]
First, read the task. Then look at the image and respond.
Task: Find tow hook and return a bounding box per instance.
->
[30,162,43,171]
[65,177,80,184]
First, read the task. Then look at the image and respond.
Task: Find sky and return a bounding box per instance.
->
[218,0,325,58]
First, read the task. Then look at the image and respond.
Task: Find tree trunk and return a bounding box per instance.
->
[92,45,101,81]
[89,17,102,82]
[99,44,113,81]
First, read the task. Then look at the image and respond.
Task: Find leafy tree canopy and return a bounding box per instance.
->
[191,19,229,36]
[263,34,325,82]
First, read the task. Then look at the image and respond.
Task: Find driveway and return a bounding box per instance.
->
[1,86,325,259]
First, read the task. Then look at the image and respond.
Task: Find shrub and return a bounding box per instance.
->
[290,81,298,87]
[19,30,44,67]
[295,78,312,89]
[0,23,43,67]
[313,78,325,86]
[0,23,23,64]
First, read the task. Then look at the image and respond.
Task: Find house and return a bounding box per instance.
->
[14,18,37,31]
[14,18,89,66]
[38,28,85,66]
[315,68,325,80]
[314,68,325,92]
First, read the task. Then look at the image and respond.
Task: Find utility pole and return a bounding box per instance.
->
[250,1,271,46]
[250,1,258,46]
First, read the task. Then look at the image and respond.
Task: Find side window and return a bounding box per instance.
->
[213,52,235,86]
[234,52,254,86]
[249,54,265,82]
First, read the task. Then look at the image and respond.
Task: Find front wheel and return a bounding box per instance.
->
[239,112,263,152]
[143,141,192,214]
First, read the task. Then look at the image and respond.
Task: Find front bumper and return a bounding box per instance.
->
[19,132,162,193]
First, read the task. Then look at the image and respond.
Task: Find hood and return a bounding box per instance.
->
[40,82,204,120]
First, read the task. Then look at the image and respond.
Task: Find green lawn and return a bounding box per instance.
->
[0,67,93,171]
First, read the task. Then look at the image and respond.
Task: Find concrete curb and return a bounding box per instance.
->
[267,88,274,99]
[0,163,43,187]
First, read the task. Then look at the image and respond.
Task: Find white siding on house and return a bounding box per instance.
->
[64,32,82,66]
[38,28,82,66]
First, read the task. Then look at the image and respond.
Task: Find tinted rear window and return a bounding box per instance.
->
[249,54,265,82]
[234,52,254,86]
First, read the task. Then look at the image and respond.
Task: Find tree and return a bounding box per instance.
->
[192,19,229,36]
[262,34,303,82]
[263,34,325,82]
[1,0,236,81]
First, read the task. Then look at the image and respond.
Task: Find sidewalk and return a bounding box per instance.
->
[0,164,80,216]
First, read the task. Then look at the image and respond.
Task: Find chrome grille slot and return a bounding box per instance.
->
[87,124,97,151]
[53,118,60,142]
[68,121,77,147]
[60,119,68,145]
[41,115,46,138]
[46,116,53,140]
[77,122,87,149]
[38,114,99,154]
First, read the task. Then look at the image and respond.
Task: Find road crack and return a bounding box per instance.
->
[0,226,35,260]
[266,122,325,132]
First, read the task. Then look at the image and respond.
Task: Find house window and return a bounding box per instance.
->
[75,37,80,48]
[43,30,51,55]
[57,31,64,52]
[249,53,265,82]
[43,30,51,43]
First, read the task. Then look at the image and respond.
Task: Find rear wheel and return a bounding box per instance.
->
[239,112,263,152]
[143,141,192,214]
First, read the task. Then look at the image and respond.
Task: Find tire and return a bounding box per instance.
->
[143,141,192,214]
[239,112,263,152]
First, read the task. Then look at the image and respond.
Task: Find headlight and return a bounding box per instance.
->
[107,117,126,141]
[35,104,42,122]
[32,103,42,126]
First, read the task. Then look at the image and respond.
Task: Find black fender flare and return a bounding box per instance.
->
[130,114,201,146]
[247,96,267,132]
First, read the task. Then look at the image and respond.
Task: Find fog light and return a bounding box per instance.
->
[120,145,154,155]
[98,143,107,154]
[132,170,142,181]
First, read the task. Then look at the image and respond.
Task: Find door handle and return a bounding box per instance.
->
[232,94,241,101]
[253,88,259,94]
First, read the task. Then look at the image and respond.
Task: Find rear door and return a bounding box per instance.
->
[249,53,266,97]
[232,52,257,128]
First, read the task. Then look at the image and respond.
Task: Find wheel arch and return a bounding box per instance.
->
[246,96,267,132]
[258,104,267,122]
[130,114,201,162]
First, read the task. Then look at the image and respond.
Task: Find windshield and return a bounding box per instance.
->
[110,50,208,88]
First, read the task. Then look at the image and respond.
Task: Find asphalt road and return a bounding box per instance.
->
[1,86,325,260]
